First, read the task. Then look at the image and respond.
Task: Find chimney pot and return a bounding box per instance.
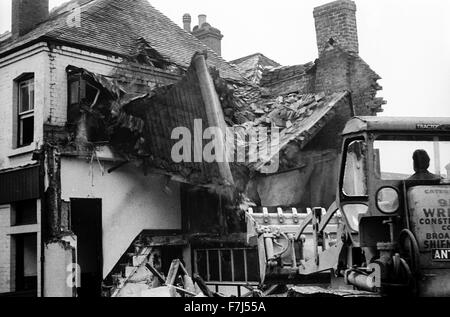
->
[198,14,207,28]
[192,14,223,56]
[183,13,191,32]
[12,0,49,38]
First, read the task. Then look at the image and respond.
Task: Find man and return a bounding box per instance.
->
[408,149,441,181]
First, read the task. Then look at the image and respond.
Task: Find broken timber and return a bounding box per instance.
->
[193,52,234,186]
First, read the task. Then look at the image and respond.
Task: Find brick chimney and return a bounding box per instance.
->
[191,14,223,56]
[12,0,49,38]
[313,0,359,56]
[314,0,385,116]
[183,13,192,32]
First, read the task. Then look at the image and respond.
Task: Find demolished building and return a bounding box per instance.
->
[0,0,385,297]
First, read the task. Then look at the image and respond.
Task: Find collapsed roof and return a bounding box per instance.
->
[60,52,350,188]
[0,0,379,187]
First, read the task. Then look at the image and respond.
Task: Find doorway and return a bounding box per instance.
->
[70,199,102,297]
[14,233,38,294]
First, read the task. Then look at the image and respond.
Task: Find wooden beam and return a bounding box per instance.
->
[145,263,166,285]
[193,274,214,297]
[193,52,234,186]
[166,259,181,286]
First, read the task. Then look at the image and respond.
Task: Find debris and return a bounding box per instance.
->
[143,259,203,297]
[287,286,381,297]
[315,92,326,102]
[166,259,182,286]
[145,263,166,285]
[192,274,214,297]
[141,286,173,297]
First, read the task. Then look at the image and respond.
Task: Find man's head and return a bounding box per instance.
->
[413,149,430,172]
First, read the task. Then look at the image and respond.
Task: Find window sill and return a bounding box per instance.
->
[8,145,35,158]
[6,224,39,235]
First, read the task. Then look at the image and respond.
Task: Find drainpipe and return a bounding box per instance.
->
[192,52,234,186]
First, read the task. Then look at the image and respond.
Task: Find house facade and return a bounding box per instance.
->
[0,0,245,297]
[0,0,385,297]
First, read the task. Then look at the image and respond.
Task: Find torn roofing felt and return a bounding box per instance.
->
[0,0,243,82]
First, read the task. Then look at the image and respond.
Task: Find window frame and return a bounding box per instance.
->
[339,136,369,201]
[373,133,450,181]
[193,248,259,284]
[67,72,101,126]
[16,76,35,148]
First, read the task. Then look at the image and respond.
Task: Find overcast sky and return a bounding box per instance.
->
[0,0,449,117]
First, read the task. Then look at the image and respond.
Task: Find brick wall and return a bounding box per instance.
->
[314,45,384,115]
[349,56,385,115]
[259,64,316,96]
[46,45,120,127]
[313,0,386,115]
[314,47,350,94]
[12,0,49,37]
[313,0,359,56]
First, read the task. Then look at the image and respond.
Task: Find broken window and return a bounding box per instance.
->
[67,72,110,142]
[67,74,99,125]
[17,77,35,147]
[193,248,259,283]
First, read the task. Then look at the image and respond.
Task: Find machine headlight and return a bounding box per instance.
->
[376,187,400,214]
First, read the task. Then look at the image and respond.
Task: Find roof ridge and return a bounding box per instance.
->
[230,52,264,64]
[230,52,280,67]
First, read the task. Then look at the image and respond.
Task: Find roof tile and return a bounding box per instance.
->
[0,0,243,81]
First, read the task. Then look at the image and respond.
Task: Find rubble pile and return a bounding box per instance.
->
[242,92,327,130]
